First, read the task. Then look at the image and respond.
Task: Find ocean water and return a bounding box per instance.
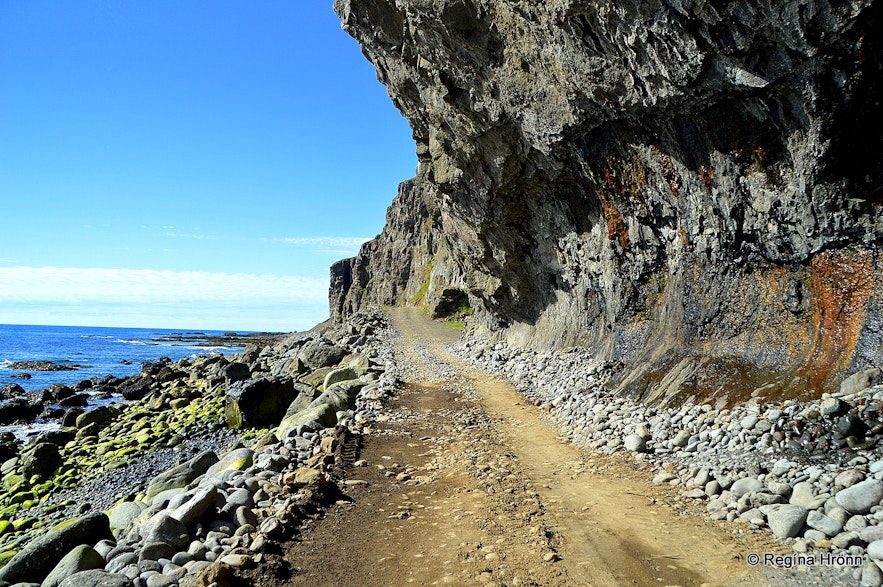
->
[0,324,247,393]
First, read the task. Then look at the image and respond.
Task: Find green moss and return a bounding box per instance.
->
[410,260,434,305]
[12,517,34,531]
[0,548,16,567]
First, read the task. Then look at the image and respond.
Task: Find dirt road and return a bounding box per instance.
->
[257,309,768,586]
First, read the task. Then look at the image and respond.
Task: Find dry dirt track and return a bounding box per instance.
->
[256,309,772,586]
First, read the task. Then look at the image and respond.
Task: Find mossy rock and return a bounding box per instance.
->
[205,448,253,477]
[0,549,16,567]
[0,520,10,537]
[145,450,218,500]
[252,434,279,451]
[134,430,153,445]
[170,398,190,410]
[300,367,334,388]
[2,475,28,493]
[12,518,34,531]
[322,367,358,389]
[32,481,54,495]
[276,404,335,440]
[131,420,150,432]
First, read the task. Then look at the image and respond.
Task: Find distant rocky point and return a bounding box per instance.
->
[8,361,87,372]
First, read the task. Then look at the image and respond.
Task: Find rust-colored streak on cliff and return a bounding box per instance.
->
[796,248,874,395]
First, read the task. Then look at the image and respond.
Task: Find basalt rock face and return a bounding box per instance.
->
[330,0,883,405]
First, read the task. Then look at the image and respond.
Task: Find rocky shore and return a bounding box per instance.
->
[0,313,392,587]
[455,338,883,586]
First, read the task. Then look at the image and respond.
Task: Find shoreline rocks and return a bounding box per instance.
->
[0,312,392,587]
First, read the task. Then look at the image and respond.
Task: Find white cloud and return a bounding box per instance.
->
[0,267,331,331]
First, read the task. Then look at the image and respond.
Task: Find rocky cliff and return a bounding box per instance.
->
[329,0,883,405]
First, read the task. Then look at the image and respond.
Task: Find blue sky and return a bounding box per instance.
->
[0,1,415,331]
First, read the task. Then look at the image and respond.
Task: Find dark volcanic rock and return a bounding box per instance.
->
[331,0,883,404]
[0,398,42,424]
[21,442,63,478]
[57,393,89,408]
[61,408,85,427]
[221,361,251,383]
[48,384,76,401]
[0,432,21,463]
[8,360,84,371]
[225,376,299,428]
[117,374,153,401]
[0,383,25,399]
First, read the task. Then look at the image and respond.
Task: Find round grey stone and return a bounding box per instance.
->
[730,477,764,498]
[767,504,808,539]
[836,479,883,514]
[806,510,843,537]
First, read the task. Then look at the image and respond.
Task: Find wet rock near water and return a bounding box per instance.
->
[7,361,88,372]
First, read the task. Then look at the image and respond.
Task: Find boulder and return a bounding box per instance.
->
[224,376,299,428]
[0,513,112,584]
[764,504,808,539]
[841,368,882,396]
[57,393,89,408]
[141,512,189,549]
[117,374,153,401]
[276,405,336,440]
[75,406,117,429]
[283,387,321,418]
[308,380,366,413]
[0,432,20,463]
[0,398,41,424]
[42,544,106,587]
[623,433,647,452]
[323,367,358,389]
[170,486,218,526]
[108,501,146,534]
[21,442,63,478]
[298,341,348,369]
[34,428,77,447]
[48,384,76,401]
[61,408,85,427]
[145,450,219,501]
[805,510,843,537]
[221,362,251,383]
[0,383,25,399]
[205,448,254,478]
[835,479,883,514]
[730,477,764,498]
[819,397,850,417]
